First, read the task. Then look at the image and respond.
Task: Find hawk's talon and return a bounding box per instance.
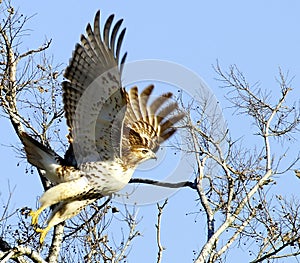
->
[35,226,51,244]
[29,209,40,226]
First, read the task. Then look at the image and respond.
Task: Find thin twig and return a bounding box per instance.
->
[156,199,168,263]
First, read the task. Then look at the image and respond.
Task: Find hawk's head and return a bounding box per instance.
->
[121,127,158,167]
[131,146,157,163]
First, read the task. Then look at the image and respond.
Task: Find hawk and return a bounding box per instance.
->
[20,10,184,244]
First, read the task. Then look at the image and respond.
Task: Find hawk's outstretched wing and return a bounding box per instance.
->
[63,11,127,164]
[121,85,185,162]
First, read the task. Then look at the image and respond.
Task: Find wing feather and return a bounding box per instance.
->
[156,102,178,124]
[139,84,154,122]
[93,11,102,44]
[149,92,172,114]
[161,113,185,130]
[122,85,185,154]
[129,87,143,120]
[118,33,127,74]
[148,92,172,127]
[63,11,127,164]
[104,15,114,48]
[110,19,123,55]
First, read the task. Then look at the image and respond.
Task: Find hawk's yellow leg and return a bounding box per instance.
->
[29,205,47,226]
[36,226,51,244]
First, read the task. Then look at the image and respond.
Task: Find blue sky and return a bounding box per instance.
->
[1,1,300,262]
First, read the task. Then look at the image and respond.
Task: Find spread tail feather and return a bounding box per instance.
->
[20,131,62,174]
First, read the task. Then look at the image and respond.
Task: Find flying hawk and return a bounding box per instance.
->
[20,10,184,244]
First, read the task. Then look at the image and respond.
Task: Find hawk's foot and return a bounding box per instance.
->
[29,206,45,226]
[36,226,51,244]
[29,209,40,226]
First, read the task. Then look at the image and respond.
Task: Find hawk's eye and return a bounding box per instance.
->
[141,149,148,154]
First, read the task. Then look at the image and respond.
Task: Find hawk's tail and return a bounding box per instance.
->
[20,132,62,174]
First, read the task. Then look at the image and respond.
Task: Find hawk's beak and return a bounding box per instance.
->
[151,151,157,160]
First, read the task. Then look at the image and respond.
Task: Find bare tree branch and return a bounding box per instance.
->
[156,199,168,263]
[129,178,196,189]
[18,40,52,61]
[0,243,47,263]
[47,224,64,263]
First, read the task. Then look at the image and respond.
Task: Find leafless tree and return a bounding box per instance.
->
[1,1,300,263]
[180,63,300,263]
